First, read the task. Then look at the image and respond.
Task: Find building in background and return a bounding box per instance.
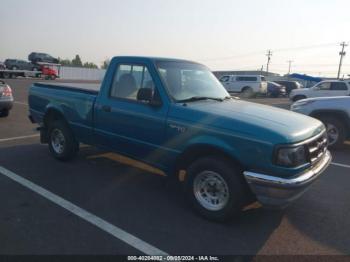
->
[59,66,106,81]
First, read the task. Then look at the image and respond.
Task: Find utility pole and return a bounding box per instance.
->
[287,60,293,75]
[337,41,348,79]
[266,50,272,75]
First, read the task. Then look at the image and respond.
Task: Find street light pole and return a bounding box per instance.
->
[287,60,293,75]
[337,42,348,79]
[266,50,272,75]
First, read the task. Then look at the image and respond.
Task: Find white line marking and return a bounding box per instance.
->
[14,101,28,106]
[331,162,350,169]
[0,134,39,143]
[0,166,168,255]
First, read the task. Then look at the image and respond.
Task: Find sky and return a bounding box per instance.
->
[1,0,350,77]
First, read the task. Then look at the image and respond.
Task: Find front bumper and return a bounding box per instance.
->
[243,150,332,208]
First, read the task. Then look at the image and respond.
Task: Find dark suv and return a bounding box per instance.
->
[28,52,59,64]
[274,80,303,95]
[4,59,39,71]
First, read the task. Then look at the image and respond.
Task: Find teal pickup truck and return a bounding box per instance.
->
[29,56,331,221]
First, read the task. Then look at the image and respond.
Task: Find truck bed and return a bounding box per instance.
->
[34,82,100,94]
[29,81,99,144]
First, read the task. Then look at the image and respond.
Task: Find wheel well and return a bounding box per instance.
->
[293,95,306,101]
[311,111,350,135]
[175,145,243,173]
[43,109,66,128]
[241,86,252,92]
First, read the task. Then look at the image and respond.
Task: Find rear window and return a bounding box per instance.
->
[236,76,257,82]
[331,82,348,90]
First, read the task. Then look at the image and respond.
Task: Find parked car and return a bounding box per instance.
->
[0,80,13,117]
[28,52,59,64]
[29,56,331,221]
[0,62,5,70]
[291,96,350,148]
[289,80,350,102]
[267,81,286,97]
[219,75,267,97]
[4,59,39,71]
[274,80,303,95]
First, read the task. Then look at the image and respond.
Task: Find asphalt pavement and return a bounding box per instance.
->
[0,78,349,255]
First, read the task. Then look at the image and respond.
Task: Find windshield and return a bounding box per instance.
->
[156,61,230,102]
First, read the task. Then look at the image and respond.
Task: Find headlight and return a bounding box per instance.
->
[275,145,307,167]
[294,100,314,107]
[290,100,314,110]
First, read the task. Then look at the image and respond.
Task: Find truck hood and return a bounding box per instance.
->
[170,99,324,144]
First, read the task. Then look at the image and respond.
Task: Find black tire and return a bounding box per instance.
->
[184,156,250,222]
[0,109,9,118]
[271,92,279,98]
[292,95,306,102]
[241,87,254,98]
[318,116,346,149]
[48,120,79,161]
[3,72,10,79]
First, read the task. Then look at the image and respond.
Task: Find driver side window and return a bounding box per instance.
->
[110,64,156,101]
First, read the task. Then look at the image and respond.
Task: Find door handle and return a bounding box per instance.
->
[102,105,111,112]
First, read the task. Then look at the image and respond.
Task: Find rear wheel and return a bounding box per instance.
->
[48,120,79,161]
[241,87,254,98]
[185,156,250,222]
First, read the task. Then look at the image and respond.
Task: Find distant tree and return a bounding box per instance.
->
[58,58,72,66]
[83,62,98,69]
[71,55,83,67]
[101,58,110,69]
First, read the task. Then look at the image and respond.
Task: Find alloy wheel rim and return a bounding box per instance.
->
[193,171,229,211]
[326,123,339,146]
[51,129,65,154]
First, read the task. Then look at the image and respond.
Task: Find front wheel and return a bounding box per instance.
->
[185,157,250,222]
[48,120,79,161]
[319,117,346,149]
[0,109,9,118]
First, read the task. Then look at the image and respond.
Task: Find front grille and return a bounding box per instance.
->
[307,131,328,164]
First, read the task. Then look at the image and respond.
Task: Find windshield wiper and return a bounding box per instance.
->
[177,96,224,103]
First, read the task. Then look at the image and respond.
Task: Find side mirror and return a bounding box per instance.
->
[137,88,162,107]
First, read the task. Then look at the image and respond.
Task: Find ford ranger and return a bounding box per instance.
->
[28,56,332,221]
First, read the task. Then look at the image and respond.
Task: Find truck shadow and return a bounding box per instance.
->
[0,143,284,255]
[1,143,348,254]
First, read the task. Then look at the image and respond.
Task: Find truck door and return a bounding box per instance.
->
[94,62,169,166]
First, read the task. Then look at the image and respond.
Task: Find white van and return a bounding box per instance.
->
[219,75,268,97]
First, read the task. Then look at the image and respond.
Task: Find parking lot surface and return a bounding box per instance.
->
[0,78,349,255]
